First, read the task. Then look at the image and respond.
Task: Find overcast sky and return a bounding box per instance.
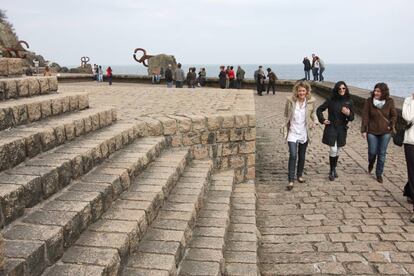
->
[2,0,414,66]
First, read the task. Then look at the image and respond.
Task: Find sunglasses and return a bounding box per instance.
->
[339,87,347,90]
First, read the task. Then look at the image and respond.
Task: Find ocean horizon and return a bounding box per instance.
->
[70,63,414,98]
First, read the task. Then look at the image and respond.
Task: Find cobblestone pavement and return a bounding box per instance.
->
[255,92,414,275]
[58,82,254,120]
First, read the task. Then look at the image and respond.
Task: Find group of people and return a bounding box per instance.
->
[253,65,278,96]
[93,64,113,85]
[162,63,207,88]
[303,54,325,81]
[218,65,246,89]
[283,80,414,222]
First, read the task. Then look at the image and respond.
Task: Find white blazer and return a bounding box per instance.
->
[403,96,414,145]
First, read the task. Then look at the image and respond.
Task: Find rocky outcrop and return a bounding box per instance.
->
[148,54,177,76]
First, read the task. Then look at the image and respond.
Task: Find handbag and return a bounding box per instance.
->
[393,122,413,147]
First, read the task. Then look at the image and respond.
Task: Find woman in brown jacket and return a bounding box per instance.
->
[361,83,397,183]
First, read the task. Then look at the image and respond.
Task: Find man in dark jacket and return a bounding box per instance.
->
[254,66,265,96]
[266,68,278,95]
[236,66,245,89]
[303,57,311,80]
[165,64,173,88]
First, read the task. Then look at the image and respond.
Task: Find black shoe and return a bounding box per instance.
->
[258,93,263,96]
[368,162,374,174]
[329,156,336,181]
[376,175,383,183]
[333,156,339,178]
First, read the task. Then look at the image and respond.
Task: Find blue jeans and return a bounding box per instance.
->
[304,70,310,80]
[319,67,325,81]
[312,68,319,81]
[288,141,308,182]
[367,133,391,176]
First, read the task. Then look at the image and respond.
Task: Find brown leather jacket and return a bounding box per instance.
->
[361,97,398,135]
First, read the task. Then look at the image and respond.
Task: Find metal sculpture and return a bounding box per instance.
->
[80,56,90,67]
[133,48,154,67]
[5,40,29,58]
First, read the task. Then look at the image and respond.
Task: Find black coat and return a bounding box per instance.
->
[219,71,227,88]
[317,96,355,147]
[303,59,311,71]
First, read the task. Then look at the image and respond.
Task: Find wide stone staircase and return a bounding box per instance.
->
[0,59,259,276]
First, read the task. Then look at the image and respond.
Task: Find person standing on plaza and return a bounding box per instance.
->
[303,57,311,80]
[312,54,319,81]
[266,68,278,95]
[236,65,245,89]
[186,67,197,88]
[228,66,236,88]
[198,68,206,87]
[165,64,173,88]
[219,66,227,89]
[254,66,266,96]
[283,81,318,190]
[225,66,230,89]
[317,81,354,181]
[106,66,113,85]
[98,65,103,82]
[361,83,397,183]
[402,92,414,222]
[318,56,326,82]
[174,63,185,88]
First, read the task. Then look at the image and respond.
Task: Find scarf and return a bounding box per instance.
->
[373,98,386,109]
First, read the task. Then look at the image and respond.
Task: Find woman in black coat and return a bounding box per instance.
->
[317,81,355,181]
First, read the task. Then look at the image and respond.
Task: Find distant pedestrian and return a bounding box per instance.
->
[106,66,113,85]
[361,83,397,183]
[98,65,103,82]
[186,67,197,88]
[228,66,236,88]
[198,68,206,87]
[219,66,227,89]
[311,54,319,81]
[303,57,311,80]
[95,65,99,82]
[317,81,354,181]
[402,92,414,223]
[165,64,173,88]
[283,81,318,190]
[318,57,326,81]
[174,63,185,88]
[236,66,245,89]
[266,68,278,95]
[225,66,230,89]
[93,64,97,80]
[254,66,266,96]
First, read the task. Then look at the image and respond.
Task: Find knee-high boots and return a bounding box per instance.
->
[329,156,339,181]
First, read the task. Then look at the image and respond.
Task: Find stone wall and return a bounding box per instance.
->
[134,113,256,183]
[0,58,23,77]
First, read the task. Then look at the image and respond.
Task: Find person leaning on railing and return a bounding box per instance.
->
[402,92,414,223]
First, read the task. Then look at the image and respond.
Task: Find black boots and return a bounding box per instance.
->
[329,156,339,181]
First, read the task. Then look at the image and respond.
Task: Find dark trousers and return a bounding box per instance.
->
[267,81,276,94]
[108,76,112,85]
[288,141,308,182]
[312,68,319,81]
[304,70,310,80]
[403,144,414,209]
[175,81,183,88]
[229,79,235,88]
[236,79,243,89]
[256,81,264,95]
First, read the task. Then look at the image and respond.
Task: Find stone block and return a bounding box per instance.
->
[191,115,207,132]
[27,102,42,122]
[168,115,192,132]
[0,58,7,76]
[230,129,244,142]
[239,141,256,154]
[5,239,46,275]
[141,117,163,136]
[6,58,23,76]
[0,81,5,100]
[244,128,256,141]
[4,79,18,99]
[0,107,14,130]
[51,98,63,115]
[156,116,177,135]
[38,77,50,94]
[200,131,216,145]
[183,132,200,146]
[61,96,70,112]
[78,94,89,110]
[222,115,235,128]
[235,114,248,128]
[41,100,52,118]
[16,78,29,97]
[28,77,41,96]
[47,76,58,91]
[193,145,209,159]
[248,113,256,127]
[11,104,28,125]
[207,115,223,131]
[69,95,79,111]
[217,129,230,142]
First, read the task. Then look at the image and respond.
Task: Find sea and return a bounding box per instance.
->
[94,64,414,98]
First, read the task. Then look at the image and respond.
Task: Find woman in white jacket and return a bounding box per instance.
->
[402,93,414,223]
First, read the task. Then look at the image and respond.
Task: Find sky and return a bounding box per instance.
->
[2,0,414,66]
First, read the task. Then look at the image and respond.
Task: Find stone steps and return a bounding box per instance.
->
[0,76,58,101]
[42,147,192,276]
[0,121,141,229]
[2,136,167,276]
[224,182,259,276]
[121,160,213,275]
[177,170,235,276]
[0,107,116,172]
[0,92,89,131]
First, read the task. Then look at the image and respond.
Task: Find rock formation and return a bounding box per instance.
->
[147,54,177,76]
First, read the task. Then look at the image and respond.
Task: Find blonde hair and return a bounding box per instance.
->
[292,81,311,101]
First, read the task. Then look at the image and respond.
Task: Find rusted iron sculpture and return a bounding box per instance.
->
[81,56,90,67]
[5,40,29,58]
[133,48,154,67]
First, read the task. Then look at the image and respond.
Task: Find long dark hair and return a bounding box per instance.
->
[332,81,350,99]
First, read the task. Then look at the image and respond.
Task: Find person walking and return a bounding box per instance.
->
[236,66,245,89]
[98,65,103,82]
[225,66,230,89]
[198,68,206,87]
[219,66,227,89]
[106,66,113,85]
[174,63,185,88]
[254,66,265,96]
[317,81,354,181]
[312,55,319,81]
[93,64,98,81]
[303,57,311,80]
[283,81,318,190]
[165,64,173,88]
[266,68,278,95]
[402,92,414,222]
[318,57,326,82]
[361,83,397,183]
